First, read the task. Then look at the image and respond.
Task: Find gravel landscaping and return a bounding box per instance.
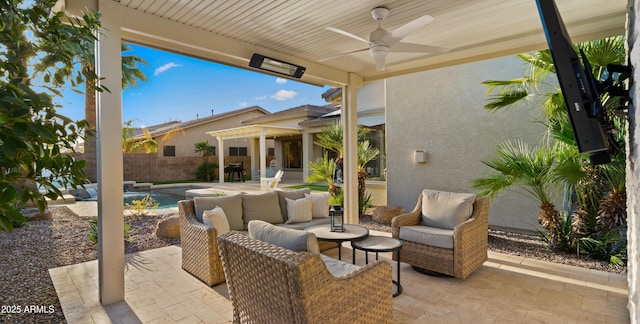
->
[0,207,627,323]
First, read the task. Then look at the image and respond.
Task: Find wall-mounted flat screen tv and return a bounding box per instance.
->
[535,0,614,165]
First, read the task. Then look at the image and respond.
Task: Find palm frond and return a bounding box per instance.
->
[306,152,337,187]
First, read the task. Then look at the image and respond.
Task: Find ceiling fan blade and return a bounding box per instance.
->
[373,53,386,72]
[319,48,368,62]
[325,27,373,45]
[390,15,434,39]
[390,42,449,54]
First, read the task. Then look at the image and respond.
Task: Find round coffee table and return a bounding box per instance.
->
[351,236,403,297]
[305,224,369,260]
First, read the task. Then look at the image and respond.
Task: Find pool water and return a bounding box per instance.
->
[124,190,184,209]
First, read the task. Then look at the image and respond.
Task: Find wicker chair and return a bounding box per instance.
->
[217,231,393,324]
[178,200,226,286]
[391,193,489,279]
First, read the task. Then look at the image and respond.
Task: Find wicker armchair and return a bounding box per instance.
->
[178,200,226,286]
[218,231,393,324]
[391,193,489,279]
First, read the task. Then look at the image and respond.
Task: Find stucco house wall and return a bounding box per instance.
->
[385,55,548,231]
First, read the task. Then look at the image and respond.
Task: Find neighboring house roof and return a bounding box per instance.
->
[321,87,342,104]
[130,121,181,137]
[242,104,338,125]
[299,107,385,128]
[134,105,269,139]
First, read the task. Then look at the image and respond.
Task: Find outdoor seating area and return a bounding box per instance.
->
[49,239,629,323]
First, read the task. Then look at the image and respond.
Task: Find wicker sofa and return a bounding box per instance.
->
[391,190,489,279]
[217,231,393,323]
[178,188,334,286]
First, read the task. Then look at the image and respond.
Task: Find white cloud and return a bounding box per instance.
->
[238,101,248,107]
[275,77,287,84]
[154,62,181,76]
[271,90,298,101]
[255,96,267,100]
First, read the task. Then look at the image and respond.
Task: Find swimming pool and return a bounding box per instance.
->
[124,189,185,209]
[76,186,192,209]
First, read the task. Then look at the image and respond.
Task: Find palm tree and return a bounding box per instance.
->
[82,42,148,182]
[472,141,562,245]
[479,36,627,238]
[313,122,380,214]
[314,122,370,172]
[122,120,158,153]
[306,152,339,197]
[194,140,217,181]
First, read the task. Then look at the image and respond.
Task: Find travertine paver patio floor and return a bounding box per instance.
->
[50,234,630,323]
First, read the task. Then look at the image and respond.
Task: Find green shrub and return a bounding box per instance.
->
[87,217,132,245]
[578,228,627,266]
[197,162,219,182]
[125,195,159,216]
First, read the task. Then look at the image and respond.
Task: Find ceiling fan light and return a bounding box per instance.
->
[370,46,389,60]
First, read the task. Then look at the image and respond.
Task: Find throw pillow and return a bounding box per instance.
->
[420,189,476,230]
[277,188,311,222]
[194,194,244,230]
[242,191,284,228]
[304,193,330,218]
[285,197,313,224]
[202,206,230,236]
[247,220,319,254]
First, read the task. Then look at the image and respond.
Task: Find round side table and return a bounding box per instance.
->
[305,224,369,260]
[351,236,403,297]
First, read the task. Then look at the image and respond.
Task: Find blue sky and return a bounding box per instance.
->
[56,43,331,127]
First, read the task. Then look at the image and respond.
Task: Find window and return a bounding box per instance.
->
[229,147,248,156]
[283,140,302,169]
[163,145,176,157]
[268,147,275,156]
[362,125,385,180]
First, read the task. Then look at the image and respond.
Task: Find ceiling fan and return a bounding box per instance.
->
[324,7,449,72]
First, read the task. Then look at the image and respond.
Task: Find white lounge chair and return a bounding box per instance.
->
[260,170,283,191]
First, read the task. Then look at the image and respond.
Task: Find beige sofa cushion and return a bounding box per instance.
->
[420,189,476,230]
[243,191,284,228]
[194,195,244,230]
[399,225,454,249]
[305,193,330,218]
[202,206,231,236]
[285,197,313,224]
[248,220,319,254]
[277,188,311,222]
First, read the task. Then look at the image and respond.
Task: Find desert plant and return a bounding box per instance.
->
[87,217,132,245]
[125,195,159,216]
[313,123,380,214]
[197,162,219,182]
[537,212,574,251]
[307,152,340,197]
[359,192,373,216]
[473,141,562,245]
[577,228,627,266]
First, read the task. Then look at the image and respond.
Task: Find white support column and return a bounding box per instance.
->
[249,137,258,179]
[302,130,312,182]
[342,73,363,224]
[217,137,225,183]
[96,0,124,305]
[259,132,267,178]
